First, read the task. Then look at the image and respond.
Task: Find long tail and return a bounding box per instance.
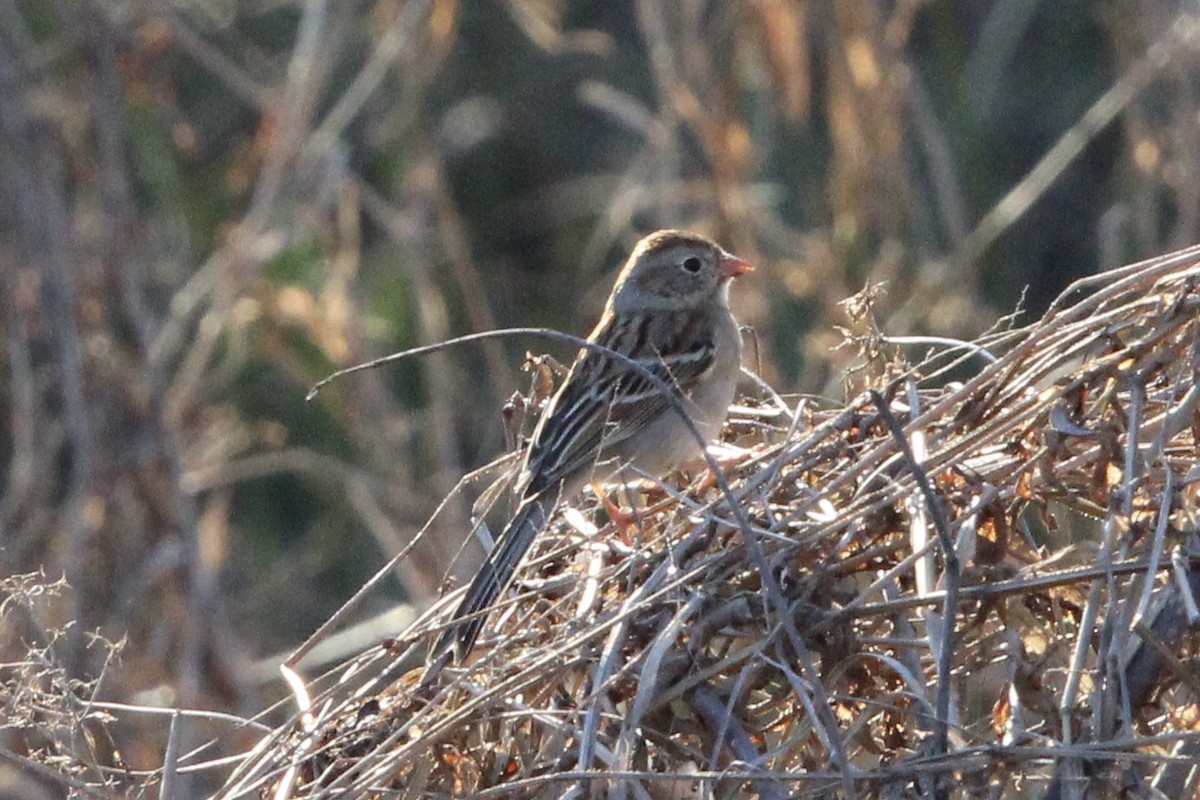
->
[432,494,551,662]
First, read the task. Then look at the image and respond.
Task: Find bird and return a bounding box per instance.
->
[432,229,753,662]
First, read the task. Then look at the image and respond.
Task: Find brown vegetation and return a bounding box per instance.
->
[217,244,1200,798]
[4,1,1200,798]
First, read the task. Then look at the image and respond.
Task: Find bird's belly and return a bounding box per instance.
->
[611,365,738,478]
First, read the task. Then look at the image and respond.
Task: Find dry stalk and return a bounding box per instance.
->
[217,244,1200,799]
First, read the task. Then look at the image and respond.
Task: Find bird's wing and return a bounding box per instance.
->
[432,313,714,661]
[521,308,716,495]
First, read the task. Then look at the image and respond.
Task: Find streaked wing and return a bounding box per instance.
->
[522,308,715,495]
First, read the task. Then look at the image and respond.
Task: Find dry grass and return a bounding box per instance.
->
[5,5,1200,798]
[207,243,1200,799]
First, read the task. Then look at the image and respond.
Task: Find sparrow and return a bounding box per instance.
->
[433,229,752,661]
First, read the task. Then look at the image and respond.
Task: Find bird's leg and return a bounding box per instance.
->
[676,448,742,493]
[688,465,723,494]
[590,480,645,544]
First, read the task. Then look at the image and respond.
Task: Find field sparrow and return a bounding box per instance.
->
[434,230,753,661]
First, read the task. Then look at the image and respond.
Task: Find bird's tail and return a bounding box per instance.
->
[431,494,551,662]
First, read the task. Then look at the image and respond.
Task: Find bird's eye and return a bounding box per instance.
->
[682,256,702,273]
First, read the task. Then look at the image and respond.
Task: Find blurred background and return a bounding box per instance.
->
[3,0,1200,787]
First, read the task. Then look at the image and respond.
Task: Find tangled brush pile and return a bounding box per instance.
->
[218,245,1200,799]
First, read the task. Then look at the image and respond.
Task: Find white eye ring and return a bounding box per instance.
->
[682,256,702,273]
